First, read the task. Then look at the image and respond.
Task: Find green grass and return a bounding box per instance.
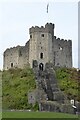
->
[55,67,79,101]
[2,67,37,110]
[0,112,2,119]
[2,111,78,118]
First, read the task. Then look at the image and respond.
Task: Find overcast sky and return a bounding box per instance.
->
[0,0,79,70]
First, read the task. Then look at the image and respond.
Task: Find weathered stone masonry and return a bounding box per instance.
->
[3,41,29,70]
[3,23,72,70]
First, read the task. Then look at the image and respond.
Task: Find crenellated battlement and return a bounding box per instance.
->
[29,23,55,34]
[4,45,21,55]
[54,36,72,46]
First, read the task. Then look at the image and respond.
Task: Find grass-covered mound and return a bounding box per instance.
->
[2,67,36,110]
[55,67,79,101]
[2,66,80,111]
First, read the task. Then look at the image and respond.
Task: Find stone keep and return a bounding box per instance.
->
[3,23,72,70]
[29,23,54,69]
[29,23,72,70]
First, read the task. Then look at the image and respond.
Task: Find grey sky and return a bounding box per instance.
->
[0,0,78,69]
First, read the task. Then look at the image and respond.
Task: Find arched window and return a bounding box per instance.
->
[39,63,44,71]
[41,34,44,37]
[30,35,32,38]
[59,47,63,50]
[11,63,13,67]
[40,53,43,59]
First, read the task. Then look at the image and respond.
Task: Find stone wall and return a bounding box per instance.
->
[40,101,74,114]
[18,41,29,68]
[53,36,72,68]
[3,46,20,70]
[3,41,29,70]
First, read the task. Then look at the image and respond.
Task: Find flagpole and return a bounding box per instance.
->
[47,3,49,13]
[46,3,49,23]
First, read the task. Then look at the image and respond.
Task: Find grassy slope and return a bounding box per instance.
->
[2,67,79,107]
[55,67,79,101]
[2,67,36,110]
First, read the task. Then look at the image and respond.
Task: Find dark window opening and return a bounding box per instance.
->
[31,95,33,99]
[11,63,13,67]
[39,63,44,71]
[57,63,59,65]
[41,47,42,49]
[32,60,38,68]
[40,53,43,59]
[41,34,44,37]
[59,47,63,50]
[19,51,22,57]
[30,35,32,38]
[54,59,55,65]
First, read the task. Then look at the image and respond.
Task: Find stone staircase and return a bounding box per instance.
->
[33,62,74,114]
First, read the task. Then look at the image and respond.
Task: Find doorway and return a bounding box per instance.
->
[39,63,44,71]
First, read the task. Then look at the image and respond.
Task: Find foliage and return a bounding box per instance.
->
[55,67,79,101]
[32,102,39,111]
[2,67,36,110]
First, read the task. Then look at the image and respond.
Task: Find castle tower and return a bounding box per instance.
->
[29,23,55,70]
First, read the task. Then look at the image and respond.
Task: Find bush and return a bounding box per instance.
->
[55,67,79,101]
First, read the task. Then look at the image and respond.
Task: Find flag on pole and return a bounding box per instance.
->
[47,3,49,13]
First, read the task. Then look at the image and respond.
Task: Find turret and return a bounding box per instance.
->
[29,23,55,35]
